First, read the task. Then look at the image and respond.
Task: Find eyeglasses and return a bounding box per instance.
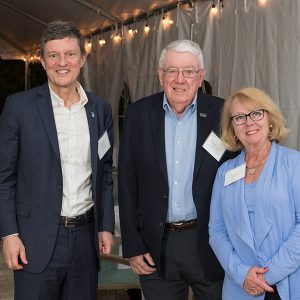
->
[161,67,201,78]
[231,109,268,126]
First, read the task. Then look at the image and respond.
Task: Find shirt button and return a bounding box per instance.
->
[174,181,178,185]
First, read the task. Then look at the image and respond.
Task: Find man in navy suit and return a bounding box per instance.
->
[0,21,114,299]
[118,40,235,299]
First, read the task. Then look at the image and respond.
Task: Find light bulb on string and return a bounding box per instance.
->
[144,22,150,33]
[87,38,92,48]
[99,36,106,46]
[211,1,218,15]
[128,26,133,35]
[161,8,167,25]
[114,33,121,42]
[258,0,267,6]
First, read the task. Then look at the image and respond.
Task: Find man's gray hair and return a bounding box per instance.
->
[159,39,204,69]
[40,20,86,58]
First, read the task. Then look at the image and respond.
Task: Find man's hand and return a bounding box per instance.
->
[2,235,28,270]
[243,266,274,296]
[129,252,156,275]
[98,231,114,255]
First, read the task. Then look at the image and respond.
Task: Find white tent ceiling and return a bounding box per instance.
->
[0,0,183,60]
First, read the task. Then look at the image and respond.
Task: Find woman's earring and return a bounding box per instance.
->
[269,124,273,137]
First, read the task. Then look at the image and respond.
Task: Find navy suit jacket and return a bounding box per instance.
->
[0,83,114,273]
[118,90,234,281]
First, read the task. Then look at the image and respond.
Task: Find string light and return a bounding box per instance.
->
[87,38,92,48]
[258,0,267,6]
[211,1,218,15]
[79,0,268,49]
[114,33,121,42]
[144,22,150,33]
[162,9,167,25]
[113,22,121,41]
[99,36,106,46]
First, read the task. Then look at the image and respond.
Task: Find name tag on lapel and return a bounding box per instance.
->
[202,131,226,161]
[98,131,110,160]
[224,163,246,186]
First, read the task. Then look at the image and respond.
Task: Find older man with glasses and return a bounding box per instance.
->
[118,39,236,300]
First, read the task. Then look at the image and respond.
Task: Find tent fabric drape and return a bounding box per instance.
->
[193,0,300,150]
[82,0,300,165]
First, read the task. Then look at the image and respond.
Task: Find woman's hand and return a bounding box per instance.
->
[243,266,274,296]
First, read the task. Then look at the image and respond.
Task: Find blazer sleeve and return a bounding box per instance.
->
[209,166,251,287]
[0,96,20,238]
[97,102,115,233]
[264,158,300,284]
[118,105,148,258]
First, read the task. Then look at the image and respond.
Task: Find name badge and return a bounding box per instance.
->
[98,131,111,160]
[202,131,226,161]
[224,163,246,186]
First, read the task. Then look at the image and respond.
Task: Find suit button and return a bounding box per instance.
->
[159,222,164,226]
[162,194,168,199]
[58,185,62,190]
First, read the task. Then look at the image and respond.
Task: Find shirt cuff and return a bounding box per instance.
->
[1,233,19,240]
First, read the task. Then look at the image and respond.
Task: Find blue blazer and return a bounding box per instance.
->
[0,83,114,273]
[209,142,300,299]
[118,90,235,281]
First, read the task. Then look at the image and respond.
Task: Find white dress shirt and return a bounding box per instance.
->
[50,83,93,217]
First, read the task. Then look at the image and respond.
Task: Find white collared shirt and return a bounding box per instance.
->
[50,83,93,217]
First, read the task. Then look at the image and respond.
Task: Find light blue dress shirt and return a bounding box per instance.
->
[163,95,197,222]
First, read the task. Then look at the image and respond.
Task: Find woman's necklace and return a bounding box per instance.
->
[246,156,268,175]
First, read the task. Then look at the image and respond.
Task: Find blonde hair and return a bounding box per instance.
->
[221,87,288,151]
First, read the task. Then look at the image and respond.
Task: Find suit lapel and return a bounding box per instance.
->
[193,92,213,180]
[35,84,60,161]
[150,97,168,185]
[85,97,98,181]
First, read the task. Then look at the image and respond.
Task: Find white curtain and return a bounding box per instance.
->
[82,0,300,152]
[192,0,300,149]
[83,30,124,165]
[122,7,192,102]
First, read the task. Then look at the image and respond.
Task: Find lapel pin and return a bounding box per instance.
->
[91,112,95,118]
[200,112,207,118]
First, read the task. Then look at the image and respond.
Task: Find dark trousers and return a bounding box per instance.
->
[14,222,98,300]
[265,286,281,300]
[139,227,222,300]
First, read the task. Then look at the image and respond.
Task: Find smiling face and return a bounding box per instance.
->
[158,50,205,115]
[40,37,86,95]
[230,97,270,151]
